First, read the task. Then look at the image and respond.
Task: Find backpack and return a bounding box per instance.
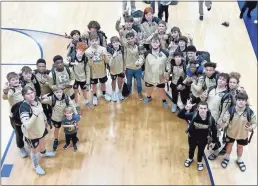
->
[51,94,70,108]
[196,51,211,63]
[207,85,234,115]
[51,66,71,85]
[97,31,107,47]
[202,71,220,91]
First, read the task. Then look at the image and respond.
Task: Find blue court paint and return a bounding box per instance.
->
[1,27,65,37]
[1,131,15,167]
[1,28,44,58]
[1,29,44,176]
[166,92,215,186]
[237,1,258,59]
[1,164,13,177]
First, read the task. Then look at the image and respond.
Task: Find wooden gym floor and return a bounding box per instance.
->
[1,1,257,185]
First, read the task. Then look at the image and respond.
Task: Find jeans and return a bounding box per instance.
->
[151,0,161,14]
[126,68,142,93]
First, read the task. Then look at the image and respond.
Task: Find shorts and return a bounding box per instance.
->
[145,82,165,88]
[52,120,62,129]
[111,72,125,80]
[73,80,87,90]
[25,128,48,149]
[90,76,108,84]
[226,135,248,146]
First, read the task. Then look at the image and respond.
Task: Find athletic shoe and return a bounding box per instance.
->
[73,145,78,152]
[93,96,98,106]
[40,151,56,157]
[171,104,177,113]
[111,92,118,102]
[104,94,111,102]
[20,147,28,158]
[117,92,124,100]
[143,97,152,104]
[63,144,70,150]
[138,93,144,100]
[162,101,169,110]
[34,165,45,175]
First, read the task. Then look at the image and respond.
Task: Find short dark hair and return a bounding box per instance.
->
[124,16,134,23]
[198,101,208,108]
[70,30,81,37]
[219,72,230,83]
[187,45,197,53]
[87,21,101,30]
[21,86,34,96]
[53,55,63,63]
[36,58,46,65]
[204,62,216,68]
[236,92,248,101]
[173,51,183,57]
[125,32,135,39]
[21,66,32,73]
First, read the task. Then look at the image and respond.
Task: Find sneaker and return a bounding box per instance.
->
[84,100,94,109]
[197,162,204,171]
[199,16,203,20]
[171,104,177,113]
[53,139,59,151]
[111,92,118,102]
[207,6,211,11]
[138,93,144,101]
[19,147,28,158]
[117,92,125,100]
[34,165,45,175]
[40,151,56,157]
[162,101,169,110]
[143,97,152,104]
[73,145,78,152]
[93,96,98,106]
[63,144,70,150]
[104,94,111,102]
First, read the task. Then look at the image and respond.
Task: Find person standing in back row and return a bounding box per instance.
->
[158,1,172,23]
[198,0,212,21]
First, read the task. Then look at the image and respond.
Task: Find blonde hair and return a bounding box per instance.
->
[64,106,74,114]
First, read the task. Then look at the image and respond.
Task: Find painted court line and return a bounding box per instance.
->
[1,164,13,178]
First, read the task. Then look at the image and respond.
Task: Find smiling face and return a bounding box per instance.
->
[22,71,32,81]
[229,78,238,90]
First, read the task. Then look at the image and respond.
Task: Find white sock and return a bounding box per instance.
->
[225,153,230,160]
[31,152,39,168]
[187,158,193,162]
[112,91,116,94]
[198,162,203,165]
[237,156,242,162]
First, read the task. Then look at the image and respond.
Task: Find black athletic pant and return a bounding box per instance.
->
[241,1,257,16]
[10,117,24,149]
[65,132,78,146]
[158,4,169,22]
[171,83,190,105]
[188,130,208,162]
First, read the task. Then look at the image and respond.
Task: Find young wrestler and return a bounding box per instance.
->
[170,51,186,112]
[143,34,171,109]
[85,33,111,105]
[119,31,144,100]
[116,16,138,41]
[82,21,107,48]
[33,59,53,126]
[218,93,256,172]
[178,101,217,171]
[66,42,93,112]
[200,73,234,160]
[62,106,80,151]
[107,36,125,101]
[168,26,182,56]
[20,86,55,175]
[41,87,77,151]
[146,21,169,50]
[20,66,41,97]
[175,36,189,60]
[48,55,76,101]
[2,72,27,158]
[186,45,208,66]
[140,7,160,50]
[66,30,82,61]
[201,62,219,91]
